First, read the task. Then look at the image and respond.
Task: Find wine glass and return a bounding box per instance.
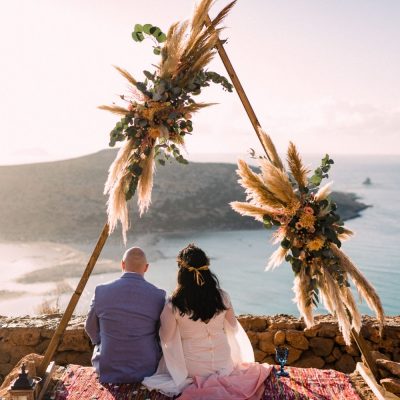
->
[275,346,289,377]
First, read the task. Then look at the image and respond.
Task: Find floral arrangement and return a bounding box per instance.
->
[231,128,384,345]
[100,0,235,241]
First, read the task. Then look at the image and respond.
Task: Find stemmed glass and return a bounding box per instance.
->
[275,346,289,377]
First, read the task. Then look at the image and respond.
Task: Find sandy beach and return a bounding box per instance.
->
[0,231,173,316]
[0,241,120,315]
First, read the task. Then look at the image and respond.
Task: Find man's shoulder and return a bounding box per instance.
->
[94,277,123,293]
[143,279,166,298]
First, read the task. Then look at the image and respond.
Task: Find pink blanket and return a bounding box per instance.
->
[178,363,273,400]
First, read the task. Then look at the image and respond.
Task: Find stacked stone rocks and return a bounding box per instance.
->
[237,314,400,374]
[374,356,400,395]
[0,315,91,384]
[0,314,399,386]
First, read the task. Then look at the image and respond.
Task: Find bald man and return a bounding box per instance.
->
[85,247,166,383]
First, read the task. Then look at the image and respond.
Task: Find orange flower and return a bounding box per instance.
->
[306,236,325,251]
[299,212,316,230]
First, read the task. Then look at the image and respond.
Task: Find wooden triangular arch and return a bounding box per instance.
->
[38,8,379,380]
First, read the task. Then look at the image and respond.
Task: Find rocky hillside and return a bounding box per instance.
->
[0,150,368,242]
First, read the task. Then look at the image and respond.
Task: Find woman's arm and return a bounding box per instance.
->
[159,301,178,343]
[221,290,238,328]
[222,290,256,364]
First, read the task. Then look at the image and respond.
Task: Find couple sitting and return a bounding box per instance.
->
[85,244,272,399]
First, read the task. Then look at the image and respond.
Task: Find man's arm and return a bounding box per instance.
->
[85,291,100,345]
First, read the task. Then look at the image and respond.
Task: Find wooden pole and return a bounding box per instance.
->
[38,223,110,377]
[205,12,380,379]
[203,15,273,162]
[351,327,378,378]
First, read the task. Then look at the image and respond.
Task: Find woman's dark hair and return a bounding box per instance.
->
[171,243,227,322]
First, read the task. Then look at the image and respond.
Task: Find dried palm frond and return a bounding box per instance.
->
[331,244,385,333]
[258,127,284,170]
[287,142,309,188]
[230,202,277,222]
[259,159,297,205]
[293,268,314,327]
[314,181,333,202]
[137,147,155,216]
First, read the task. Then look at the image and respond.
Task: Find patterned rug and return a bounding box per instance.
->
[263,366,361,400]
[53,364,360,400]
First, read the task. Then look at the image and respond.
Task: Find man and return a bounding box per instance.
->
[85,247,166,383]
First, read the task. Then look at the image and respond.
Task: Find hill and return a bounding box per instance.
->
[0,150,368,242]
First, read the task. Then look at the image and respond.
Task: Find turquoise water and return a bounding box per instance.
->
[87,155,400,317]
[1,155,398,317]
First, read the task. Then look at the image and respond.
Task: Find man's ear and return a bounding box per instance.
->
[121,261,125,271]
[144,263,149,272]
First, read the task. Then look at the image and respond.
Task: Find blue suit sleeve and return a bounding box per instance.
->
[85,292,100,345]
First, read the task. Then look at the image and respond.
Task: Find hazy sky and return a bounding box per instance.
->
[1,0,399,165]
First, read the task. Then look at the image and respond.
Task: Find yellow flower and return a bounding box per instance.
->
[306,236,325,251]
[299,212,316,230]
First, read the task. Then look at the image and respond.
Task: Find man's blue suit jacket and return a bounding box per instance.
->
[85,272,166,383]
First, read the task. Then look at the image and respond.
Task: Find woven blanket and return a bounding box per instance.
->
[263,366,361,400]
[54,365,360,400]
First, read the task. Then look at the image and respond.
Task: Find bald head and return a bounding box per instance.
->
[122,247,148,275]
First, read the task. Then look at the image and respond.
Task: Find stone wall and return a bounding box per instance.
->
[239,315,400,373]
[0,314,399,385]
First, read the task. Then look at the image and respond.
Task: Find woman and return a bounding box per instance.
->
[143,244,272,399]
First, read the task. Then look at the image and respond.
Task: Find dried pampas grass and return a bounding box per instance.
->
[331,244,385,334]
[137,147,155,216]
[236,159,285,209]
[231,139,384,347]
[319,268,353,345]
[230,202,277,222]
[258,127,284,170]
[293,268,314,327]
[287,142,309,188]
[314,181,333,202]
[103,0,236,241]
[259,159,297,205]
[267,246,288,271]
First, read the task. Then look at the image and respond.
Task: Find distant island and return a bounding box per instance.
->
[0,150,369,242]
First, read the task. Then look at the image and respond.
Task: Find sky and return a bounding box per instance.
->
[0,0,399,165]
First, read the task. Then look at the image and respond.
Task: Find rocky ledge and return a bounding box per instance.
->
[0,314,399,387]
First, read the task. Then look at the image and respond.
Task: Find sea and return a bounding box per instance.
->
[0,155,399,317]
